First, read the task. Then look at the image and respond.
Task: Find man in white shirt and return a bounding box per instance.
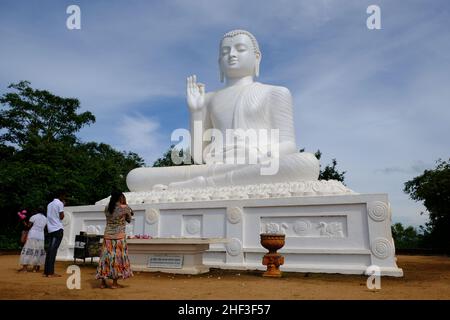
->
[43,190,66,277]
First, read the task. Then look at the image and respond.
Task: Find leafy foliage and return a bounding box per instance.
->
[0,81,95,147]
[404,159,450,250]
[152,145,192,167]
[300,149,346,183]
[391,223,423,249]
[0,82,144,248]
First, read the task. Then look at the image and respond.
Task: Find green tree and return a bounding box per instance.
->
[301,149,346,183]
[0,81,144,248]
[0,81,95,147]
[404,159,450,250]
[391,222,423,249]
[152,145,192,167]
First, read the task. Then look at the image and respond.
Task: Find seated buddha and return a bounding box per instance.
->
[126,29,319,191]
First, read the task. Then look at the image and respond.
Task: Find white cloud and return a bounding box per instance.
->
[116,115,165,165]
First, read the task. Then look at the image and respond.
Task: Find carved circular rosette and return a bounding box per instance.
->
[62,211,72,227]
[226,238,243,256]
[371,237,393,259]
[368,201,389,222]
[293,220,311,235]
[227,207,242,224]
[186,219,201,235]
[145,208,160,225]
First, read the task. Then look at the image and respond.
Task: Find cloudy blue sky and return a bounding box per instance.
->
[1,0,449,227]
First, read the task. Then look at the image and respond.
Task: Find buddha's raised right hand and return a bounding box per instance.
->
[186,75,205,112]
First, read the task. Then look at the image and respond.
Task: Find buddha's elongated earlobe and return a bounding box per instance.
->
[254,53,261,78]
[218,59,224,83]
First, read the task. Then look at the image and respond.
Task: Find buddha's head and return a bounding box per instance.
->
[219,29,261,82]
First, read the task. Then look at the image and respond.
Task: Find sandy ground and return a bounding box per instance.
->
[0,254,449,300]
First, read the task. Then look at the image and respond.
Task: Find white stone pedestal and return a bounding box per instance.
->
[58,182,403,277]
[126,238,226,274]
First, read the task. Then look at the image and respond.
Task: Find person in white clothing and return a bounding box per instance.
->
[18,209,47,272]
[43,190,66,277]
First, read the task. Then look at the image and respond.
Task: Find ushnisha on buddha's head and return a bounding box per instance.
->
[219,30,261,82]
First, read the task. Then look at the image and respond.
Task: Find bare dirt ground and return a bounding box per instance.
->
[0,254,449,300]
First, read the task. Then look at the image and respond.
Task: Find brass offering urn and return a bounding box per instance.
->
[260,233,285,277]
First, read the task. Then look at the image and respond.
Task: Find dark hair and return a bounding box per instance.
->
[107,191,123,214]
[54,189,67,199]
[33,207,46,216]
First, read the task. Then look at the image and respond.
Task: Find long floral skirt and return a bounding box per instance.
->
[19,238,46,266]
[95,238,133,280]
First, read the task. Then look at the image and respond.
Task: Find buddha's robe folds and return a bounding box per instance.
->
[126,82,319,191]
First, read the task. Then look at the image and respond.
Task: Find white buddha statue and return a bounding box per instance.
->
[126,29,320,191]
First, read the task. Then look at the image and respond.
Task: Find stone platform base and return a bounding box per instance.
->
[126,238,226,274]
[57,181,403,277]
